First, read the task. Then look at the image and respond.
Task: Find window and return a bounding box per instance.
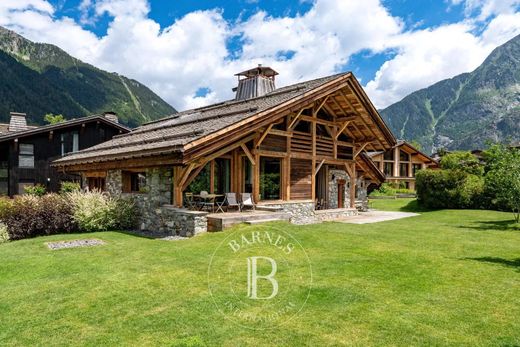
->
[400,150,410,162]
[384,162,393,177]
[413,164,423,177]
[400,163,409,177]
[243,158,253,193]
[260,157,281,200]
[88,177,106,191]
[0,161,7,196]
[214,158,231,194]
[19,144,34,168]
[123,171,147,193]
[383,150,394,161]
[61,131,79,156]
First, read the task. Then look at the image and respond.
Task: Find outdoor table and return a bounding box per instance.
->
[193,194,223,212]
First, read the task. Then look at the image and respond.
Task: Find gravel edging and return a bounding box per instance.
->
[46,239,106,250]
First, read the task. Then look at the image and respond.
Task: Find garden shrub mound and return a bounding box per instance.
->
[0,191,137,241]
[416,145,520,222]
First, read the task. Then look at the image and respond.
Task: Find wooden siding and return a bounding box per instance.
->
[290,158,312,200]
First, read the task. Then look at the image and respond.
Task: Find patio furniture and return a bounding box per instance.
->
[184,192,196,210]
[241,192,255,211]
[199,191,215,212]
[224,192,241,212]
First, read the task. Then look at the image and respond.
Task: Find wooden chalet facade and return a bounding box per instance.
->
[0,112,128,196]
[54,67,396,235]
[367,141,438,191]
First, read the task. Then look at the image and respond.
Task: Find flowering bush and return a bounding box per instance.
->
[0,223,9,243]
[67,191,137,232]
[24,184,47,197]
[60,181,81,194]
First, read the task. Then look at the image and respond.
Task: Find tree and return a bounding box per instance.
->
[44,113,66,124]
[440,151,484,176]
[485,147,520,223]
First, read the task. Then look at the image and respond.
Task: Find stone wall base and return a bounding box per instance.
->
[161,206,208,237]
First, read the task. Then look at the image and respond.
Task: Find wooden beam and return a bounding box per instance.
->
[288,107,307,130]
[268,129,293,137]
[182,164,206,191]
[194,133,257,165]
[241,143,255,165]
[349,162,356,209]
[336,121,351,140]
[315,159,325,176]
[209,160,215,194]
[256,124,274,148]
[300,115,337,127]
[353,143,370,158]
[314,95,330,114]
[177,163,196,189]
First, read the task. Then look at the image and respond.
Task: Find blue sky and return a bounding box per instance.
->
[2,0,520,110]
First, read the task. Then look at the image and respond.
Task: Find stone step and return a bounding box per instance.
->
[207,212,290,231]
[244,218,288,225]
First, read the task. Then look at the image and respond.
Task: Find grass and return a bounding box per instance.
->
[1,199,520,346]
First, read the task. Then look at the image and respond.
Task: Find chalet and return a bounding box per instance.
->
[367,141,438,191]
[0,112,129,196]
[54,67,396,236]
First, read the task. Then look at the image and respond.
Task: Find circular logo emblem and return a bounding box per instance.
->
[208,226,312,330]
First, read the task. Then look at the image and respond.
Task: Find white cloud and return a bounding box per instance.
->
[451,0,520,19]
[0,0,520,112]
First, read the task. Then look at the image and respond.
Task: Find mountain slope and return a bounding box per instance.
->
[0,26,176,127]
[380,34,520,153]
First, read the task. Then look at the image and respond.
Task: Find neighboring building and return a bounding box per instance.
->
[0,112,129,196]
[367,141,438,190]
[54,67,396,236]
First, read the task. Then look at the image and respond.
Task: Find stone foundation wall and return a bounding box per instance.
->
[266,201,316,224]
[258,200,359,224]
[161,206,208,237]
[314,208,358,222]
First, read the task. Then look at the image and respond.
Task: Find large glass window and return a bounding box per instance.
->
[243,158,253,193]
[214,158,231,193]
[260,157,281,200]
[383,150,394,161]
[400,163,409,177]
[19,144,34,168]
[400,150,410,162]
[186,163,211,193]
[61,131,79,155]
[384,162,393,177]
[413,164,423,177]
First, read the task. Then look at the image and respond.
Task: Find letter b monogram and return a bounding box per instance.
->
[246,256,278,300]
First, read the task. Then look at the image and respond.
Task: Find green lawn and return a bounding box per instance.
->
[1,199,520,346]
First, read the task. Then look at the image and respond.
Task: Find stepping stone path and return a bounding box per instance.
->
[46,239,106,250]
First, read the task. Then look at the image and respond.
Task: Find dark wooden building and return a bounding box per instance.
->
[0,112,129,196]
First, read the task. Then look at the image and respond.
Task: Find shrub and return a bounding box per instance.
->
[416,169,483,209]
[0,197,13,221]
[440,151,484,176]
[60,181,81,194]
[24,184,46,197]
[1,194,76,240]
[0,223,9,243]
[67,191,137,232]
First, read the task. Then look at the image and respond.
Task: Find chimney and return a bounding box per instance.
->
[103,111,119,123]
[8,112,28,132]
[234,64,278,100]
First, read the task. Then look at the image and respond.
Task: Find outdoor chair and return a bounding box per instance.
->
[184,192,196,210]
[199,191,215,212]
[241,192,255,211]
[224,192,241,212]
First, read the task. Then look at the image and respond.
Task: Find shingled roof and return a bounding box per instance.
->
[54,73,351,166]
[0,114,130,143]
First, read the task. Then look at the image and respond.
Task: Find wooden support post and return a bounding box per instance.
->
[285,115,291,200]
[210,160,215,194]
[182,164,206,191]
[288,107,307,130]
[336,121,351,140]
[349,162,356,209]
[311,105,317,202]
[253,151,260,202]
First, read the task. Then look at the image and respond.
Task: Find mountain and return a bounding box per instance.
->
[0,26,176,127]
[380,34,520,153]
